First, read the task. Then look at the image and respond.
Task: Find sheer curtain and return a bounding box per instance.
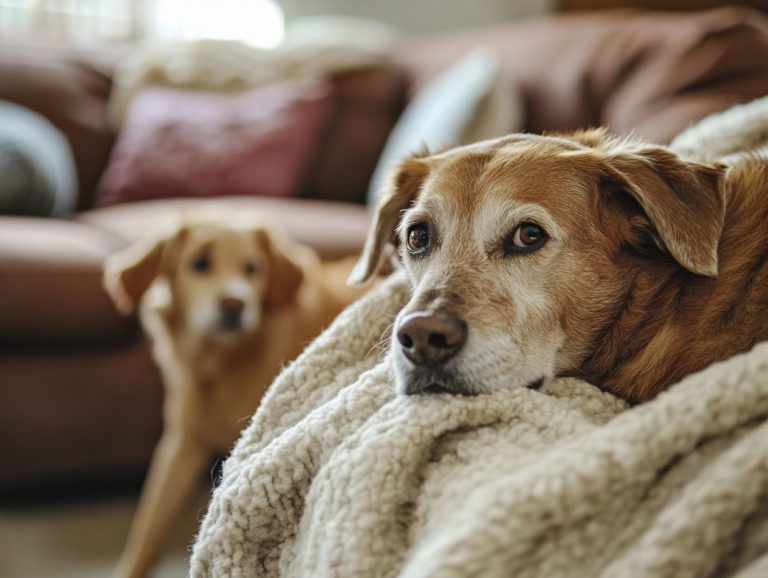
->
[0,0,136,41]
[0,0,284,46]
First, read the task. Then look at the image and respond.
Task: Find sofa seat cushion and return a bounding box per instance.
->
[0,216,134,346]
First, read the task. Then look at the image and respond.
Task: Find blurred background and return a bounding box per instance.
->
[1,0,768,577]
[0,0,553,44]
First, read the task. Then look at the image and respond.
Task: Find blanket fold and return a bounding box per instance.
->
[190,271,768,577]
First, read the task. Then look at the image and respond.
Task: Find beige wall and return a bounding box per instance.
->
[281,0,555,35]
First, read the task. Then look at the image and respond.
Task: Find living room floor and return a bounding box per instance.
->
[0,488,208,578]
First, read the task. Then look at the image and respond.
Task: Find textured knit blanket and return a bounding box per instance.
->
[189,269,768,578]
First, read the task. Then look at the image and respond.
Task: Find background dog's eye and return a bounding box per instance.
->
[406,223,431,256]
[191,253,211,273]
[244,262,260,276]
[507,223,548,254]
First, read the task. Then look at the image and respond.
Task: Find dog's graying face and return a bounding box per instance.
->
[350,131,726,396]
[105,215,304,344]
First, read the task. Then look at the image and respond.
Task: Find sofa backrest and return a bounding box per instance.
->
[393,7,768,145]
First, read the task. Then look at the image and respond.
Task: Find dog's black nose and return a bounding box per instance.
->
[220,297,244,315]
[220,297,245,329]
[396,310,467,366]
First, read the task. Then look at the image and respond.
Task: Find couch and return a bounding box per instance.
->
[2,6,767,496]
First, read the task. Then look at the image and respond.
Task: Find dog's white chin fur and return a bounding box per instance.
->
[390,331,561,396]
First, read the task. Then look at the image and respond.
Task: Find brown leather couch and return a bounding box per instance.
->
[2,7,768,496]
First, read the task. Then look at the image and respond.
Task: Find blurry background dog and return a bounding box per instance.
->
[104,209,366,578]
[351,129,768,404]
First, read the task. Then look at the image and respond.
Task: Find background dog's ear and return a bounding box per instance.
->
[605,146,727,277]
[103,220,186,314]
[255,227,305,308]
[349,155,431,285]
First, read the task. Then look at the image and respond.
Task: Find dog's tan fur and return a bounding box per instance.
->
[352,130,768,404]
[104,211,365,578]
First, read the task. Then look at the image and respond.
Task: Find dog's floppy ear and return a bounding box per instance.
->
[103,219,186,314]
[255,227,305,308]
[349,155,431,285]
[604,146,727,277]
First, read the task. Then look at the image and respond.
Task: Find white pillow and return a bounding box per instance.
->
[367,48,524,206]
[0,101,77,216]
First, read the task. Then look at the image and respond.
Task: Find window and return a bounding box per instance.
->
[0,0,285,47]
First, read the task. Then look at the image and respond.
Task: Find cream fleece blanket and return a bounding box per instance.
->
[190,269,768,577]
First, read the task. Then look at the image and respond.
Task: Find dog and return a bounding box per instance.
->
[350,129,768,404]
[104,210,365,578]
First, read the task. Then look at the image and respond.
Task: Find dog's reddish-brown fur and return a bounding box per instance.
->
[587,155,768,401]
[352,130,768,403]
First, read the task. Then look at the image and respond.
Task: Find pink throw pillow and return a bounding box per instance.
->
[95,79,332,206]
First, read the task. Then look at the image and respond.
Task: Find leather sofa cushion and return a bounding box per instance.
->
[0,217,133,346]
[392,7,768,144]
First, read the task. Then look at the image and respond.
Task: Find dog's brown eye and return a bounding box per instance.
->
[191,253,211,273]
[507,223,547,254]
[406,223,431,257]
[244,262,260,276]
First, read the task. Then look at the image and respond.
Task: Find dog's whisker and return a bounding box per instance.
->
[365,321,396,361]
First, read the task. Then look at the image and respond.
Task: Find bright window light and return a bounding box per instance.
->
[152,0,285,48]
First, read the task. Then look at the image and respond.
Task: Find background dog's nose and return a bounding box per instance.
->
[220,297,245,315]
[220,297,245,326]
[396,310,467,366]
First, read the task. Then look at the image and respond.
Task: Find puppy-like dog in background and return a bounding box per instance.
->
[350,129,768,403]
[104,210,365,578]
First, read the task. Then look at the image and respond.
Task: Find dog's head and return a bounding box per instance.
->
[351,131,726,398]
[104,212,304,344]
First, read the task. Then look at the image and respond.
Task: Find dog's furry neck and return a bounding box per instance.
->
[575,158,768,402]
[574,260,690,402]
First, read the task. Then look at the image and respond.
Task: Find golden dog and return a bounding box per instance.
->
[351,130,768,403]
[104,211,364,578]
